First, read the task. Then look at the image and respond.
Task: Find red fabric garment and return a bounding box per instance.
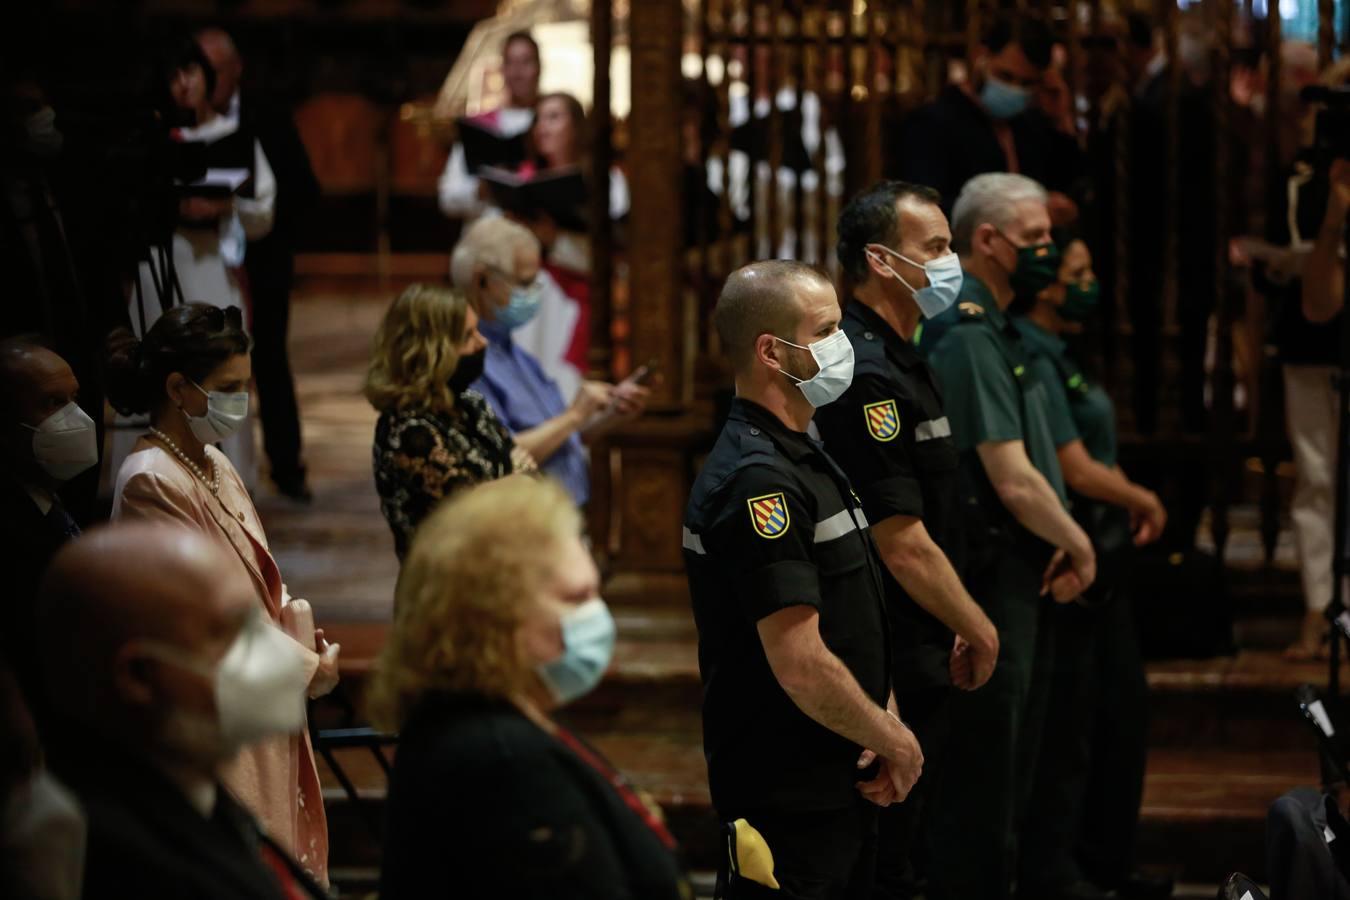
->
[554,727,678,851]
[257,841,311,900]
[546,262,591,374]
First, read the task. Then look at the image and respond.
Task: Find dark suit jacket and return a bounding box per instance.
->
[891,85,1086,212]
[55,747,322,900]
[379,693,688,900]
[240,92,319,250]
[0,478,77,720]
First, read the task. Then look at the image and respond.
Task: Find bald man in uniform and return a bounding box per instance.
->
[38,523,324,900]
[685,261,921,899]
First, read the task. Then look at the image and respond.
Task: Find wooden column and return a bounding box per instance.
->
[628,0,686,411]
[594,0,710,609]
[590,0,614,379]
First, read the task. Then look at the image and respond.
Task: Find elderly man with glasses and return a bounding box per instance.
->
[450,217,648,508]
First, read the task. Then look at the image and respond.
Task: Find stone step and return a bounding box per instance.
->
[316,726,1315,885]
[316,608,1331,883]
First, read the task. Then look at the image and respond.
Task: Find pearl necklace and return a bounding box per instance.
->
[149,427,220,495]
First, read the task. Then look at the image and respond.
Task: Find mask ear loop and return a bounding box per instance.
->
[866,247,922,295]
[769,335,809,385]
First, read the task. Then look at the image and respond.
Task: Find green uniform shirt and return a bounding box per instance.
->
[928,272,1069,505]
[1012,317,1119,469]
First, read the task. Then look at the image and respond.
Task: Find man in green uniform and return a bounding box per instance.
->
[919,172,1096,900]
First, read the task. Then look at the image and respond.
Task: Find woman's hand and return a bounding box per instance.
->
[179,196,232,223]
[308,628,341,699]
[1131,489,1168,546]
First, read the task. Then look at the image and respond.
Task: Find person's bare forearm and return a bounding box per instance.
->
[1060,445,1154,513]
[513,409,583,464]
[1304,205,1345,324]
[876,520,996,650]
[997,465,1092,557]
[775,648,911,758]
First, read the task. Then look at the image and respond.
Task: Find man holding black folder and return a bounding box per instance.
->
[199,28,320,501]
[439,31,541,221]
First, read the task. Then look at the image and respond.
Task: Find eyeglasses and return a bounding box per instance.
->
[488,267,542,292]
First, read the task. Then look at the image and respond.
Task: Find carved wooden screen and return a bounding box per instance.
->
[648,0,1340,567]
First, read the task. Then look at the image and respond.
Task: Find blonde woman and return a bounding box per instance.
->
[369,477,688,900]
[366,283,535,559]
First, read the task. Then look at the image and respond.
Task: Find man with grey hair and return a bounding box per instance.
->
[450,217,645,507]
[917,172,1097,900]
[686,260,923,899]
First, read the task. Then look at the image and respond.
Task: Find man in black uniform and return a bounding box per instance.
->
[685,260,924,900]
[816,182,1000,900]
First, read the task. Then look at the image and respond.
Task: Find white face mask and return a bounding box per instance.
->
[2,770,85,900]
[182,381,248,444]
[773,329,855,408]
[867,247,965,319]
[535,597,617,706]
[142,612,309,755]
[21,401,99,482]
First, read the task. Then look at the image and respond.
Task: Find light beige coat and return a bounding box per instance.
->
[112,440,328,884]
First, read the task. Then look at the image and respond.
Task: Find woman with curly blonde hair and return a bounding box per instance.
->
[366,283,534,559]
[370,476,688,900]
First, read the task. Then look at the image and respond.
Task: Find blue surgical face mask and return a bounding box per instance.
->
[494,278,543,331]
[774,329,855,408]
[867,247,965,319]
[536,597,617,706]
[979,75,1030,120]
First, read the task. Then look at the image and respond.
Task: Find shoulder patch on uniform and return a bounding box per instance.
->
[747,492,791,539]
[863,399,901,442]
[958,301,984,317]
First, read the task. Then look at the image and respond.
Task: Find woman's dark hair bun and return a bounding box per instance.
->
[103,329,151,416]
[103,303,251,417]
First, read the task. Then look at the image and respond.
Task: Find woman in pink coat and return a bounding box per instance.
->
[106,303,338,885]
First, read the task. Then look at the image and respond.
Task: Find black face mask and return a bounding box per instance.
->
[449,349,486,394]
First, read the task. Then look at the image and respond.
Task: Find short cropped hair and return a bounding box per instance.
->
[714,260,830,370]
[367,476,581,730]
[449,217,538,291]
[983,14,1055,70]
[950,173,1048,253]
[0,334,54,420]
[837,181,942,282]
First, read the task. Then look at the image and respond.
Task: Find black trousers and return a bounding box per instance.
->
[872,685,952,900]
[245,236,305,486]
[726,802,878,900]
[1018,587,1149,891]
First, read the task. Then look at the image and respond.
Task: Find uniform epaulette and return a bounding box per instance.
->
[958,301,985,318]
[738,430,778,466]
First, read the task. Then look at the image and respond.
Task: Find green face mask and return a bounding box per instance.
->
[1058,280,1100,323]
[1001,235,1061,297]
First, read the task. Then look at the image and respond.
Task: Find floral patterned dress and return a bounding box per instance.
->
[373,390,534,559]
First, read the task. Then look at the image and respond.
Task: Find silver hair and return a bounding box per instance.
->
[449,216,538,289]
[950,173,1049,253]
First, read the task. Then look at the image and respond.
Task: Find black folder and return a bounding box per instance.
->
[479,165,589,232]
[457,117,530,173]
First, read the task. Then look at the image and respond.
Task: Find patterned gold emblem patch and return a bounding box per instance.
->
[747,492,791,539]
[864,399,900,442]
